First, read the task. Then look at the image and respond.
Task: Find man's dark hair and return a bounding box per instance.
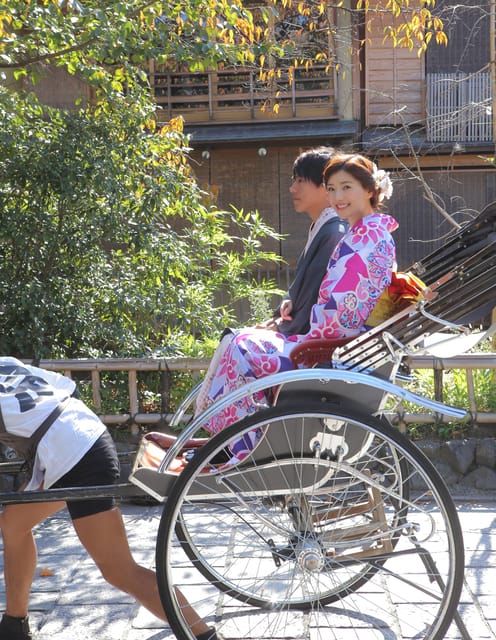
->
[292,146,335,186]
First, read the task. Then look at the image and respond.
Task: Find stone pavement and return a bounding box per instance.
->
[0,499,495,640]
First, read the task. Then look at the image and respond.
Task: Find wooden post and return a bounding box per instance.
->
[91,370,102,412]
[433,369,444,403]
[161,369,171,415]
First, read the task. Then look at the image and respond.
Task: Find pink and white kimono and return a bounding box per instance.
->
[196,212,398,457]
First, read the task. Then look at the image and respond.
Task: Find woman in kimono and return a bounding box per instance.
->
[196,153,397,459]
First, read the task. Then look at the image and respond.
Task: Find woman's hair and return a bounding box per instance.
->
[323,153,392,209]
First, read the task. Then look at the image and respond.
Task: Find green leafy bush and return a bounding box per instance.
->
[400,339,496,440]
[0,88,282,360]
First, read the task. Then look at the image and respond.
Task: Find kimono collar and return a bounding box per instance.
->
[303,207,338,256]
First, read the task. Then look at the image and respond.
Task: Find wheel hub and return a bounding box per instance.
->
[296,533,325,572]
[298,547,324,572]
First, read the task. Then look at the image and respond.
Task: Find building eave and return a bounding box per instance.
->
[184,119,357,146]
[361,126,495,156]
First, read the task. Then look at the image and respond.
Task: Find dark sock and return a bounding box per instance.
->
[1,614,29,626]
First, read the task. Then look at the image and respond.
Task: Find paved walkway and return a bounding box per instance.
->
[0,499,495,640]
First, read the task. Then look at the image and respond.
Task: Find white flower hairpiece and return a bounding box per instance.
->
[372,163,393,202]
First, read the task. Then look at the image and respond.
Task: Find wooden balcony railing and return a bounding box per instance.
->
[149,64,338,123]
[426,71,493,143]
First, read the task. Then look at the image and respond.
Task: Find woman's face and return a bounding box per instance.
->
[325,169,374,226]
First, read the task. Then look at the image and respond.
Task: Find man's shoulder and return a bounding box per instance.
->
[317,217,346,239]
[303,222,344,264]
[321,215,343,227]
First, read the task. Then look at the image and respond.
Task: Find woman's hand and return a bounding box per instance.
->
[254,299,293,330]
[255,317,280,331]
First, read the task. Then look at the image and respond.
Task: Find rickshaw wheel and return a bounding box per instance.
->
[156,401,464,640]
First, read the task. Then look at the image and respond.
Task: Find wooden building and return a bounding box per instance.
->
[150,0,495,276]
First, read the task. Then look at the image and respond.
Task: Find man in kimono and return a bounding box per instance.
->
[262,146,346,335]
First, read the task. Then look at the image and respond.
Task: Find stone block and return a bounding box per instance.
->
[475,438,496,469]
[439,439,476,475]
[463,466,496,490]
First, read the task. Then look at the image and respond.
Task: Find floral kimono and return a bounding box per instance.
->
[196,212,398,457]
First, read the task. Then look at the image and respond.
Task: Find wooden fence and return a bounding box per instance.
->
[27,354,496,433]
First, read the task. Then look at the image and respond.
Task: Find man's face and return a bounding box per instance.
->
[289,176,328,219]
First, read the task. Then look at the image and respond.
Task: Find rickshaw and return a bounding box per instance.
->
[2,202,496,640]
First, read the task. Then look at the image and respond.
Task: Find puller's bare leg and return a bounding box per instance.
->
[0,501,66,617]
[72,507,211,637]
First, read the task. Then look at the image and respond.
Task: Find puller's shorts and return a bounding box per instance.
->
[52,430,120,520]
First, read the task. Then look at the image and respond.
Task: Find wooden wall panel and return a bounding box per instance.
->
[209,148,281,261]
[191,146,320,272]
[27,67,90,109]
[365,16,425,126]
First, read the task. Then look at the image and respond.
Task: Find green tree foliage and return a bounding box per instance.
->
[0,1,288,359]
[0,89,281,358]
[0,1,446,80]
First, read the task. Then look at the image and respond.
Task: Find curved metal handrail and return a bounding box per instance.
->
[157,367,468,474]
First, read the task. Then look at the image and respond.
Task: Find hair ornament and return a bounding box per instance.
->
[372,163,393,202]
